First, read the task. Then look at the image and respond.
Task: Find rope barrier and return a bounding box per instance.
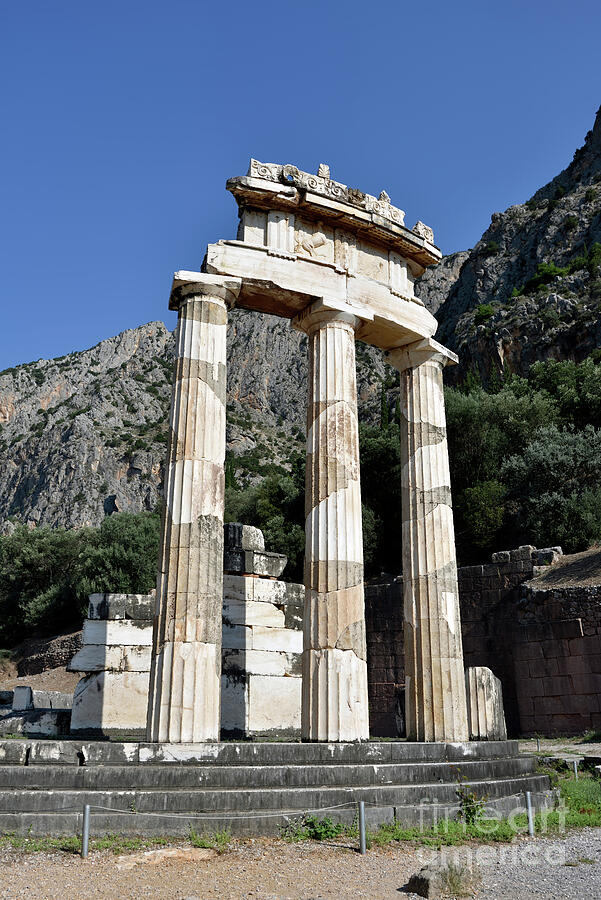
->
[4,800,361,820]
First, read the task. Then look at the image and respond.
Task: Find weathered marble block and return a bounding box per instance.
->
[465,666,507,741]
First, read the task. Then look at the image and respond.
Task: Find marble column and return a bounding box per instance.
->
[294,303,369,741]
[147,273,240,743]
[388,338,469,742]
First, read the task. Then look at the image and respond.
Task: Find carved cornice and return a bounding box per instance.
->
[247,159,408,229]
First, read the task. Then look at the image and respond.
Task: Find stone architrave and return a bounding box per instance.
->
[294,302,369,741]
[388,338,469,742]
[146,273,240,743]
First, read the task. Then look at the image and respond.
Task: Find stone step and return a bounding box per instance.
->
[0,739,523,767]
[0,773,551,814]
[0,756,538,790]
[0,787,556,837]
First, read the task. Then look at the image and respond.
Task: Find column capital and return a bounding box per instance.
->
[169,271,242,311]
[386,337,458,373]
[292,298,361,336]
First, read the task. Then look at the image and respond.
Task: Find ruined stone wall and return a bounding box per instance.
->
[364,579,404,737]
[366,545,601,737]
[514,585,601,735]
[457,546,536,736]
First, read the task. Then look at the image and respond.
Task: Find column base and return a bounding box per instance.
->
[301,648,369,741]
[147,641,220,743]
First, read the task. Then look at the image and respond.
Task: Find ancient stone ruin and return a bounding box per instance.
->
[0,163,562,839]
[146,160,473,744]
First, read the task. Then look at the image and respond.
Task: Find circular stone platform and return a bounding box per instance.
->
[0,738,554,836]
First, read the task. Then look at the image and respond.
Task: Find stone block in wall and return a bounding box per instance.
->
[224,548,287,578]
[510,545,536,561]
[12,687,72,713]
[556,655,589,676]
[528,657,558,678]
[531,547,563,566]
[491,551,511,564]
[251,626,302,653]
[465,667,507,741]
[220,674,301,737]
[70,671,150,735]
[68,644,151,674]
[88,593,155,621]
[12,686,33,711]
[573,635,601,656]
[222,649,300,677]
[224,523,264,552]
[551,620,583,640]
[81,619,153,647]
[571,672,601,694]
[223,598,285,628]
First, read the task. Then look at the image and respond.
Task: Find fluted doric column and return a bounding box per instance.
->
[294,302,369,741]
[388,338,469,742]
[147,272,240,743]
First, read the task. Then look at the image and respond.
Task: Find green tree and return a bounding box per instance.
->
[501,424,601,551]
[225,458,305,581]
[0,512,161,648]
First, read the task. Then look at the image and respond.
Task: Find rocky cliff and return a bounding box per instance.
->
[419,104,601,379]
[0,312,392,530]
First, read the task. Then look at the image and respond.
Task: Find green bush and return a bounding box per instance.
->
[482,240,500,256]
[563,214,578,231]
[474,303,494,325]
[0,512,160,647]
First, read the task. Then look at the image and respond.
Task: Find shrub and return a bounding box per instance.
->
[474,303,494,325]
[0,512,161,647]
[482,240,500,256]
[563,214,578,231]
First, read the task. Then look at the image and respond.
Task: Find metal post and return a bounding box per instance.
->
[573,759,579,780]
[536,736,540,752]
[81,804,90,858]
[525,791,535,837]
[358,800,366,855]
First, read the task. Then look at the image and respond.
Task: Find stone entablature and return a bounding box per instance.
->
[203,161,442,353]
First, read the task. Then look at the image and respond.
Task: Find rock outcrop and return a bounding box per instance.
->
[418,105,601,379]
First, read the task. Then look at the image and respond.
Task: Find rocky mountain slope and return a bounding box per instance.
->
[419,104,601,379]
[0,313,392,530]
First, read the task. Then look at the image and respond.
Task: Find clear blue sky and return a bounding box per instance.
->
[1,0,600,370]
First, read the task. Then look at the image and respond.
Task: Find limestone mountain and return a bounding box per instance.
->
[418,104,601,379]
[0,312,393,531]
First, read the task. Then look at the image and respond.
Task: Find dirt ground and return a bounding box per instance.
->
[529,546,601,588]
[519,737,601,759]
[1,829,601,900]
[0,664,79,693]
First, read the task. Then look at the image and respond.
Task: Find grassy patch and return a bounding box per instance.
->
[280,815,352,842]
[189,827,231,853]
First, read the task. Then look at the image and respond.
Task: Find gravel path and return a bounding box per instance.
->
[0,828,600,899]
